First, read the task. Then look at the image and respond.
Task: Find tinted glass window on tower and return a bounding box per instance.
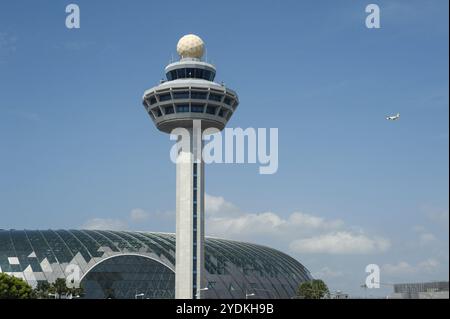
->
[176,105,189,113]
[167,68,214,81]
[191,91,208,99]
[164,105,174,114]
[173,91,190,99]
[209,93,223,102]
[206,105,217,115]
[191,104,204,113]
[158,93,171,102]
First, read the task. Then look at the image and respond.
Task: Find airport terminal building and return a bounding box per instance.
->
[0,229,312,299]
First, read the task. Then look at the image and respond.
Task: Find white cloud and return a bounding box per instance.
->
[207,211,285,236]
[205,194,238,215]
[289,232,390,255]
[427,209,449,225]
[420,205,449,229]
[417,258,440,273]
[82,218,128,231]
[412,225,439,246]
[288,212,344,230]
[382,258,440,276]
[382,261,416,276]
[312,267,344,279]
[82,195,390,257]
[419,233,438,246]
[82,208,173,231]
[207,210,345,238]
[205,195,389,255]
[130,208,149,222]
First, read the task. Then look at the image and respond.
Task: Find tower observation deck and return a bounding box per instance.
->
[142,34,239,299]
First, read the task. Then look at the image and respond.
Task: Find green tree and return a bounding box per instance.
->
[34,281,52,299]
[52,278,69,299]
[0,272,35,299]
[297,279,329,299]
[67,286,84,299]
[105,287,115,299]
[33,279,84,299]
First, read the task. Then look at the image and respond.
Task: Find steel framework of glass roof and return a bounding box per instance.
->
[0,230,312,299]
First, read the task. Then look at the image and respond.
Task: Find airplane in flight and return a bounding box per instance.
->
[386,113,400,121]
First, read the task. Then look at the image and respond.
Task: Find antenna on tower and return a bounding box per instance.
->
[205,48,208,63]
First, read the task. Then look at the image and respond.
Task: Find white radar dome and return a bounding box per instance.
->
[177,34,204,59]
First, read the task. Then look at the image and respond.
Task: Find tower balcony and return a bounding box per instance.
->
[143,79,239,133]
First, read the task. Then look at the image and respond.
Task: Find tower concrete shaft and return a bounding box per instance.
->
[142,34,239,300]
[175,127,205,299]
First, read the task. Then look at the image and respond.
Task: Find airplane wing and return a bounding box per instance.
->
[386,115,399,120]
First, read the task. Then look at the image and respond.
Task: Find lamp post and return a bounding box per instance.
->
[245,292,255,299]
[196,287,209,299]
[245,286,274,299]
[361,284,368,299]
[135,292,145,299]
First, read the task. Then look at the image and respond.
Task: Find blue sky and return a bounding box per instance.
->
[0,0,448,297]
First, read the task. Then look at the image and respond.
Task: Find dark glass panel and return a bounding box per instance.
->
[191,91,207,100]
[82,230,120,252]
[152,108,162,117]
[195,68,204,79]
[164,105,174,114]
[10,230,33,271]
[191,104,204,113]
[148,96,157,105]
[186,68,195,78]
[158,93,171,102]
[0,230,15,272]
[43,230,76,263]
[209,93,223,102]
[177,68,186,78]
[70,230,103,258]
[206,105,217,115]
[173,91,190,99]
[176,104,189,113]
[54,230,92,263]
[27,230,58,264]
[203,70,212,80]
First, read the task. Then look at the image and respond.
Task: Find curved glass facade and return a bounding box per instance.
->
[0,230,312,299]
[82,255,175,299]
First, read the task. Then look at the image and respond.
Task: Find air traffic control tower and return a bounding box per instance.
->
[142,34,239,299]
